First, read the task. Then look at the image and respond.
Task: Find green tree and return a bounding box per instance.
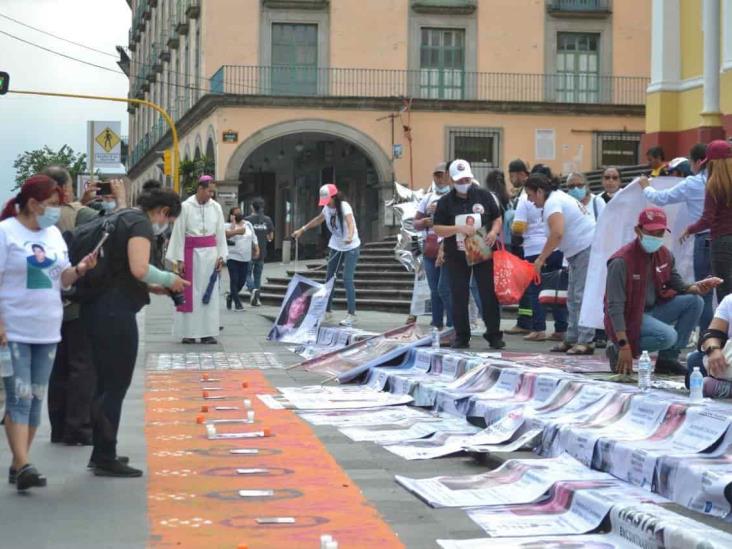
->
[180,155,215,196]
[13,145,87,190]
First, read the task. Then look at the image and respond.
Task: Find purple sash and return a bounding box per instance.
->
[177,234,217,313]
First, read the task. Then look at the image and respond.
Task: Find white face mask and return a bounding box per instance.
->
[454,183,471,194]
[152,221,169,236]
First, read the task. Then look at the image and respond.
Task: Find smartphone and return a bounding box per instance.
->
[91,232,110,256]
[96,182,112,196]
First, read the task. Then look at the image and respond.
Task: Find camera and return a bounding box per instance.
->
[169,291,185,307]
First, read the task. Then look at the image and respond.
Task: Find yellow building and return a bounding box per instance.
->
[644,0,732,157]
[123,0,650,250]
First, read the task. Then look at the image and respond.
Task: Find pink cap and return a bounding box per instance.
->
[318,184,338,206]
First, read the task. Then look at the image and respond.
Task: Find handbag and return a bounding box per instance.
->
[493,241,540,305]
[539,268,569,306]
[423,232,440,259]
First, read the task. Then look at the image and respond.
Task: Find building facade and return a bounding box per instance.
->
[124,0,650,252]
[644,0,732,158]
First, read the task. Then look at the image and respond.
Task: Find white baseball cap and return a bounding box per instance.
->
[449,159,474,181]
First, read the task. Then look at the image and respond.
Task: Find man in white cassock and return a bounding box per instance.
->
[166,175,228,343]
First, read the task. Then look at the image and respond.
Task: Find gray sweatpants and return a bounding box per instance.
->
[565,246,595,345]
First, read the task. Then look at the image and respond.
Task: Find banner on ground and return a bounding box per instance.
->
[267,274,334,343]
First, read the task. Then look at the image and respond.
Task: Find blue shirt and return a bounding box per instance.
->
[642,171,708,229]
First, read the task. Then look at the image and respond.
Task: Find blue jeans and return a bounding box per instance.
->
[423,257,446,328]
[694,233,714,332]
[640,294,704,359]
[326,247,360,314]
[437,265,454,327]
[247,259,264,291]
[227,259,250,308]
[3,342,57,427]
[470,275,482,318]
[526,251,568,333]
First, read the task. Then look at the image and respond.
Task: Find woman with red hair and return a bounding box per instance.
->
[0,175,97,491]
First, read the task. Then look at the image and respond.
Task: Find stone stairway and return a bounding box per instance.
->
[260,236,415,313]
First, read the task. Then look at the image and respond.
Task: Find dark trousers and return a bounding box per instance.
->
[227,259,250,308]
[447,257,501,342]
[81,290,139,463]
[694,233,713,332]
[712,235,732,303]
[47,317,95,442]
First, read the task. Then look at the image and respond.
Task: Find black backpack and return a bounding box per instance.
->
[64,209,131,303]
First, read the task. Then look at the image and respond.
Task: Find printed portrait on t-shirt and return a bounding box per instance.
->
[455,214,482,252]
[26,243,58,289]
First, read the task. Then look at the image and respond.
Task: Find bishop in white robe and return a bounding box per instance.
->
[166,176,228,342]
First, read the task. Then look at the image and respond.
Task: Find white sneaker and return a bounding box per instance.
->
[339,314,356,327]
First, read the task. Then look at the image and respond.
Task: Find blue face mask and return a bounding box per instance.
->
[640,234,664,254]
[37,206,61,229]
[101,200,117,212]
[568,187,587,201]
[435,184,450,195]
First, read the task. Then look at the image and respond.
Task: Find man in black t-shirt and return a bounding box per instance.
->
[245,197,274,306]
[434,159,505,349]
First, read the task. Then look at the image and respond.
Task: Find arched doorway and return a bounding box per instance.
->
[225,120,393,259]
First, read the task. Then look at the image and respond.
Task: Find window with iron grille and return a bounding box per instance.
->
[448,128,501,183]
[594,132,642,168]
[556,32,600,103]
[419,28,465,100]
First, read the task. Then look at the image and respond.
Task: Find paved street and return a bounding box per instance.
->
[0,278,725,548]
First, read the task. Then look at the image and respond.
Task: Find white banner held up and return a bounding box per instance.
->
[579,177,695,329]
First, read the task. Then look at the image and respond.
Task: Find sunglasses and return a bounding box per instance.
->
[603,175,620,180]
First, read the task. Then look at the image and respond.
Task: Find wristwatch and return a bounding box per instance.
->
[617,339,628,349]
[705,345,721,356]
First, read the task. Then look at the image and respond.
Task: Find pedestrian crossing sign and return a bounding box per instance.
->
[95,126,121,153]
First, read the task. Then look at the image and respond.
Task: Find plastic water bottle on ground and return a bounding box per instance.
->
[431,327,440,349]
[689,367,704,401]
[638,350,652,392]
[0,345,12,377]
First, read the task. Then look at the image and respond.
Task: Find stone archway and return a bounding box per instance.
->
[224,119,393,184]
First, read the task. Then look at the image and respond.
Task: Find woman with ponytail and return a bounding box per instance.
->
[0,175,97,491]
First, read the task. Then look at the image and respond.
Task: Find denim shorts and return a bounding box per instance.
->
[2,342,57,427]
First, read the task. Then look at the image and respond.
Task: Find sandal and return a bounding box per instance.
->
[550,342,573,353]
[567,344,595,355]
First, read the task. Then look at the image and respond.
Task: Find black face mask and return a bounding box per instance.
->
[234,214,244,223]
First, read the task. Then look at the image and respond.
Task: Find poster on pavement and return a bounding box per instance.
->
[298,406,433,427]
[339,416,478,444]
[466,481,665,538]
[579,177,694,329]
[395,454,613,508]
[275,385,414,410]
[267,274,334,343]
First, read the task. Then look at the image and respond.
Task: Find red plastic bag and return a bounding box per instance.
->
[493,243,541,305]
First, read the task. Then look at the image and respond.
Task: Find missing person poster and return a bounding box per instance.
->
[267,274,334,343]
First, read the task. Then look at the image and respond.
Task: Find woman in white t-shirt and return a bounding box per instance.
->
[224,211,259,311]
[525,173,597,356]
[0,175,97,491]
[292,184,361,327]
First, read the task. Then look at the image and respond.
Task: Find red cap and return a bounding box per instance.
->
[318,184,338,206]
[196,415,205,424]
[202,391,209,398]
[200,405,209,413]
[638,207,669,232]
[701,140,732,165]
[262,428,271,437]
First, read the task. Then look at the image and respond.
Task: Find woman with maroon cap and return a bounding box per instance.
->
[683,140,732,301]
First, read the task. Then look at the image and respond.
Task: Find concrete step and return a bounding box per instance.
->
[266,276,415,290]
[286,269,414,280]
[261,283,415,300]
[259,292,411,313]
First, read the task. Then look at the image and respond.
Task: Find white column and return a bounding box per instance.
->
[648,0,681,91]
[702,0,721,116]
[723,0,732,72]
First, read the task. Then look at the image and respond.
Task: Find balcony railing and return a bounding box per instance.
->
[547,0,611,13]
[209,65,648,106]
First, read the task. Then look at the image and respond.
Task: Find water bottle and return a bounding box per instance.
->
[638,350,652,392]
[689,367,704,402]
[431,327,440,349]
[0,345,12,377]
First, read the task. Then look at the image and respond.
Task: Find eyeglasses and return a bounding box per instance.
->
[603,175,620,180]
[567,184,586,189]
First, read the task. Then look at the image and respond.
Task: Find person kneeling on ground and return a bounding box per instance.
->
[686,295,732,398]
[604,207,720,375]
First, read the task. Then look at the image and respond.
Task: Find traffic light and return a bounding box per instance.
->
[0,72,8,95]
[163,149,172,175]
